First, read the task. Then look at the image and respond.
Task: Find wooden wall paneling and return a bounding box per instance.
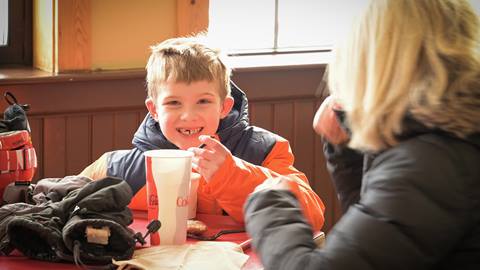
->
[292,99,316,183]
[273,102,294,145]
[249,102,274,131]
[43,116,66,177]
[314,133,338,233]
[313,99,342,233]
[114,111,139,149]
[136,110,146,127]
[66,115,90,175]
[0,78,146,116]
[29,117,44,181]
[91,114,114,161]
[233,68,325,101]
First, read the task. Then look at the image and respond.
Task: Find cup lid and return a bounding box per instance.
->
[144,149,194,158]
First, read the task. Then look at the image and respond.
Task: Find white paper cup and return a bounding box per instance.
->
[145,149,193,245]
[188,173,201,219]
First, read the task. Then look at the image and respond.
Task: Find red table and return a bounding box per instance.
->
[0,211,263,270]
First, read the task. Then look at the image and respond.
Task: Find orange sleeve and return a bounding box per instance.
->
[205,137,325,230]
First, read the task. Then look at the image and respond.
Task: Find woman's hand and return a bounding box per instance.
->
[313,96,350,145]
[253,176,292,193]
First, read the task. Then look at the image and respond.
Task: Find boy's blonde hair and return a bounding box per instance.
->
[329,0,480,152]
[146,36,231,103]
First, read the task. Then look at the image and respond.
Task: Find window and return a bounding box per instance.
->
[208,0,366,55]
[0,0,32,66]
[472,0,480,15]
[0,0,7,46]
[209,0,480,56]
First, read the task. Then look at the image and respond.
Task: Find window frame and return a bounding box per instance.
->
[0,0,32,66]
[208,0,333,57]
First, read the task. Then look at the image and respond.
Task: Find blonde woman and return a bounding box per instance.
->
[245,0,480,269]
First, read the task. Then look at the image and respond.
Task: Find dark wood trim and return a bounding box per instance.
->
[0,0,32,66]
[0,68,146,85]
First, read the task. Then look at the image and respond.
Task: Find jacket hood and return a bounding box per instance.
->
[409,79,480,140]
[132,81,250,151]
[398,116,480,151]
[466,133,480,150]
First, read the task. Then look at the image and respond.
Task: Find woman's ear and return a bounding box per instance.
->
[220,96,234,119]
[145,98,158,121]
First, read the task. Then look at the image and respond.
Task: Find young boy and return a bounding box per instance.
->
[80,36,325,230]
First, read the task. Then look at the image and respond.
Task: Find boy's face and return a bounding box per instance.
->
[146,80,234,150]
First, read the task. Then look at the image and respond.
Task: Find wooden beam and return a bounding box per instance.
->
[55,0,91,72]
[33,0,91,72]
[177,0,209,37]
[33,0,54,72]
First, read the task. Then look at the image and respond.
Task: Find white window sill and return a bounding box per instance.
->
[227,51,331,72]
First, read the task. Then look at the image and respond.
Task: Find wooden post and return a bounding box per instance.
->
[177,0,209,37]
[33,0,54,72]
[33,0,91,73]
[55,0,91,73]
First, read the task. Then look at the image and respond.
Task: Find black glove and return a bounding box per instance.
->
[6,177,133,263]
[2,182,35,205]
[61,179,135,265]
[0,202,47,256]
[6,208,68,261]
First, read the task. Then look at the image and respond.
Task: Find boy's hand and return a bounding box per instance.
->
[188,135,231,181]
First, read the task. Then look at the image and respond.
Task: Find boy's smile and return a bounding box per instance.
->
[146,80,234,150]
[177,127,203,135]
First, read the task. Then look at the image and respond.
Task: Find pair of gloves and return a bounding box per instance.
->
[1,177,136,267]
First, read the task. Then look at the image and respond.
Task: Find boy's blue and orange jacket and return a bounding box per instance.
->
[81,83,325,231]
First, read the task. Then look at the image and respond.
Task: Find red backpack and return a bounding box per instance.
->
[0,92,37,199]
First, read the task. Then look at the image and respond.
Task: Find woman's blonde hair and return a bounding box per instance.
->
[328,0,480,152]
[146,35,231,103]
